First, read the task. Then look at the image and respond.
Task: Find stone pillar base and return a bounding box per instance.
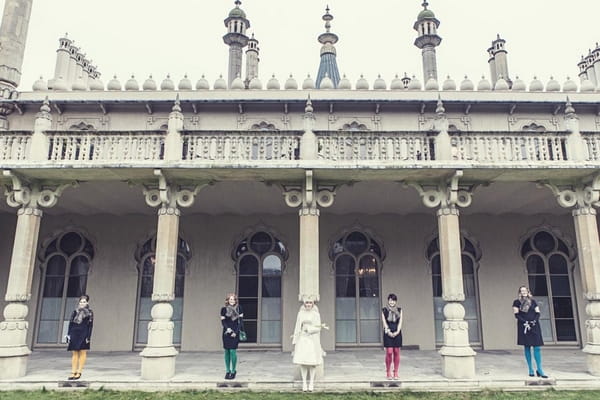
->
[293,364,324,380]
[140,353,176,380]
[441,354,475,379]
[586,353,600,376]
[0,354,29,379]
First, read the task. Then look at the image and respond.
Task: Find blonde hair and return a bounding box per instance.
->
[225,293,238,306]
[517,286,532,298]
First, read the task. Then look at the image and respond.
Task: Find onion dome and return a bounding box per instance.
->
[89,78,104,91]
[160,75,175,90]
[442,76,456,91]
[196,75,210,90]
[178,74,193,90]
[53,76,68,91]
[563,77,577,92]
[107,75,122,91]
[356,74,369,90]
[284,74,298,90]
[228,0,246,18]
[390,74,403,90]
[581,79,595,92]
[373,75,387,90]
[320,72,334,89]
[417,1,436,21]
[125,75,139,91]
[460,76,474,91]
[32,76,48,91]
[425,77,439,91]
[267,74,280,90]
[408,75,422,90]
[494,76,509,91]
[477,76,491,91]
[143,75,157,91]
[529,76,543,92]
[249,77,262,90]
[545,77,560,92]
[214,75,227,90]
[511,76,526,91]
[302,74,315,89]
[338,74,352,89]
[72,76,87,91]
[231,76,245,90]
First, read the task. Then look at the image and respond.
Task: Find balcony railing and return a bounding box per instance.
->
[583,132,600,161]
[315,131,435,161]
[182,130,302,161]
[0,131,31,161]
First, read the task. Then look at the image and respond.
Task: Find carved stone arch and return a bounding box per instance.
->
[341,120,369,131]
[519,223,577,265]
[328,222,386,270]
[69,121,96,131]
[521,121,546,132]
[423,229,483,275]
[38,225,97,273]
[250,121,278,131]
[230,223,289,273]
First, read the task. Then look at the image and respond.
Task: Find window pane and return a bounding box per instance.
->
[550,276,571,297]
[335,319,356,343]
[527,255,545,274]
[262,276,281,298]
[427,239,439,258]
[345,232,368,256]
[261,297,281,320]
[260,320,281,343]
[433,297,445,320]
[434,319,443,343]
[142,257,155,275]
[239,255,259,275]
[359,320,380,343]
[138,297,153,320]
[263,255,282,276]
[552,297,574,318]
[40,297,62,320]
[535,297,551,319]
[557,240,570,257]
[463,297,479,319]
[175,275,185,297]
[137,320,149,343]
[172,298,184,320]
[140,276,154,297]
[533,231,556,254]
[176,256,186,275]
[549,254,568,274]
[243,320,257,343]
[528,275,548,296]
[250,232,272,255]
[431,255,441,275]
[369,240,382,258]
[432,275,442,297]
[555,319,576,341]
[335,254,355,275]
[43,277,65,297]
[540,319,553,342]
[521,239,533,258]
[467,319,480,343]
[359,276,379,297]
[173,320,182,344]
[238,299,258,319]
[463,239,476,256]
[359,297,380,319]
[66,275,87,298]
[60,232,83,255]
[336,297,356,319]
[38,320,59,343]
[336,276,356,297]
[238,276,259,297]
[70,255,89,276]
[46,255,66,276]
[463,274,476,297]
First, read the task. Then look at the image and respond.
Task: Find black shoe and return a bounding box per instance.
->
[536,371,548,378]
[68,374,76,380]
[230,371,236,379]
[73,373,81,380]
[225,372,232,380]
[528,373,535,377]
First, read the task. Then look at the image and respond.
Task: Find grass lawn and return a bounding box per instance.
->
[1,391,600,400]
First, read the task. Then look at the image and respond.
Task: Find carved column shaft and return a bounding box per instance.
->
[299,208,319,301]
[437,207,465,300]
[152,207,180,301]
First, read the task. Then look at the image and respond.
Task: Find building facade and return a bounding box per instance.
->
[1,0,600,381]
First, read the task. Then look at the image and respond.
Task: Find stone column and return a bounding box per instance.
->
[409,170,476,379]
[164,96,183,162]
[433,96,452,161]
[140,170,205,380]
[300,97,318,161]
[545,175,600,375]
[0,0,34,95]
[0,170,74,379]
[30,98,51,162]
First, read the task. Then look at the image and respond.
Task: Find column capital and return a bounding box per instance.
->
[142,169,209,210]
[408,170,475,211]
[282,170,336,215]
[542,173,600,211]
[3,169,76,210]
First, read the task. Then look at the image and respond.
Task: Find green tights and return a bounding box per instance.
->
[224,349,238,373]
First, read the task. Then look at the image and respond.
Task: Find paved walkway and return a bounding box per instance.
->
[1,349,600,391]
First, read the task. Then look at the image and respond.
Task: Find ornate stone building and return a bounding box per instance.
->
[0,0,600,381]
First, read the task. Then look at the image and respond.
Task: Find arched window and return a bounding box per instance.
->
[134,235,191,346]
[233,230,288,344]
[521,228,578,343]
[36,231,94,345]
[330,230,384,344]
[427,234,482,345]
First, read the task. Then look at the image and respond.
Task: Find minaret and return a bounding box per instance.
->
[487,46,497,86]
[577,55,588,83]
[593,43,600,88]
[245,33,259,88]
[413,1,442,83]
[490,34,511,87]
[316,6,341,88]
[585,50,597,87]
[0,0,33,98]
[51,35,72,89]
[223,0,250,87]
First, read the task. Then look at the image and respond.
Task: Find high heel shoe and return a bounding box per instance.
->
[536,371,548,378]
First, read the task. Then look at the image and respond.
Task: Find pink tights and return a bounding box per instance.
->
[385,347,400,376]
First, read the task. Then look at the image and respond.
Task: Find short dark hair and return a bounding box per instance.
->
[79,295,90,302]
[387,293,397,301]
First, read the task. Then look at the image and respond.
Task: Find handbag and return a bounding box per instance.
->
[238,313,247,342]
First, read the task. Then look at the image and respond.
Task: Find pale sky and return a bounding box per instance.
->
[11,0,600,89]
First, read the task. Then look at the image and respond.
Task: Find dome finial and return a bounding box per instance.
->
[235,0,242,7]
[422,1,429,10]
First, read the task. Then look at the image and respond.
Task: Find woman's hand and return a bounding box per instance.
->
[231,332,237,338]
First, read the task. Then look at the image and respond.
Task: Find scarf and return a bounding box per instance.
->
[225,304,240,321]
[73,305,91,324]
[385,305,400,323]
[519,296,532,313]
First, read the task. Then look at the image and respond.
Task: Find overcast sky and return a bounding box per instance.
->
[11,0,600,89]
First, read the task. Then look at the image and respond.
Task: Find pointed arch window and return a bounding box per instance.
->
[427,234,482,345]
[36,231,94,345]
[134,235,191,346]
[330,230,384,345]
[233,230,288,345]
[521,229,578,343]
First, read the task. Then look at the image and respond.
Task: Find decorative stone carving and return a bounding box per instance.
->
[142,169,207,210]
[3,170,76,210]
[408,170,473,211]
[542,174,600,211]
[282,170,336,215]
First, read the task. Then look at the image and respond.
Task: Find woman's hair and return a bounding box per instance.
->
[387,293,398,301]
[79,294,90,302]
[225,293,238,306]
[517,286,531,298]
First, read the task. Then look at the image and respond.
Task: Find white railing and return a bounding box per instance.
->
[583,133,600,161]
[451,132,569,162]
[316,131,435,161]
[47,131,164,162]
[0,131,31,161]
[182,131,302,161]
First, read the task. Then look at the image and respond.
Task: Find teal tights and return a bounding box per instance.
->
[224,349,238,373]
[524,346,544,375]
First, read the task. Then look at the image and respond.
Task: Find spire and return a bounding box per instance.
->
[223,0,251,87]
[414,0,442,83]
[436,95,445,116]
[565,96,577,119]
[316,6,341,88]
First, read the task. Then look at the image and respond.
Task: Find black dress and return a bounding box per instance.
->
[221,305,244,350]
[382,307,403,348]
[513,299,544,347]
[67,307,93,351]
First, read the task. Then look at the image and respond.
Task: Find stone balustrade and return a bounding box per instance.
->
[583,133,600,161]
[0,131,31,161]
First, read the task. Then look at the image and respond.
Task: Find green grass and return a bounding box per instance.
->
[1,390,600,400]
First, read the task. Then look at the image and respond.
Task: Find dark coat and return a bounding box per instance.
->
[382,307,403,348]
[67,307,94,351]
[221,305,244,349]
[513,299,544,347]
